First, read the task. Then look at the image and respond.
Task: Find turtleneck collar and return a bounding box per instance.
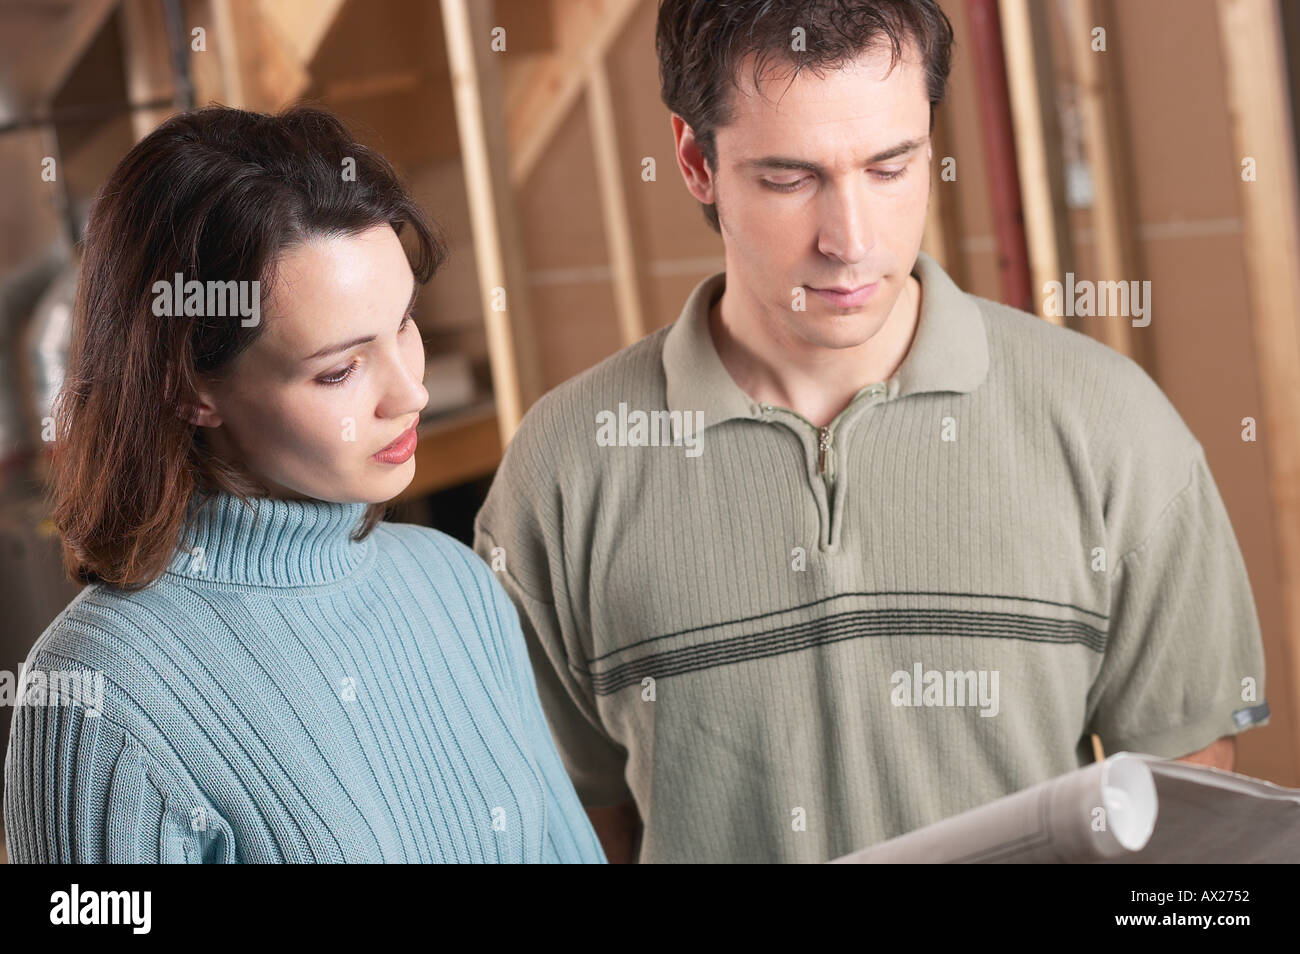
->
[163,490,374,587]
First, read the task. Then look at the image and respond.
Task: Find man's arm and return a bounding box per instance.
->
[586,801,643,863]
[1175,734,1236,771]
[1086,446,1270,766]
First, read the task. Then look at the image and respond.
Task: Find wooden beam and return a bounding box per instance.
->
[207,0,245,106]
[1000,0,1074,325]
[587,61,646,346]
[202,0,311,112]
[20,0,120,111]
[1060,0,1150,371]
[120,0,179,141]
[255,0,347,68]
[1217,0,1300,784]
[441,0,543,445]
[184,0,225,108]
[922,109,965,287]
[966,0,1033,312]
[506,0,642,187]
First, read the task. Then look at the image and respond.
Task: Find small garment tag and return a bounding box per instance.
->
[1232,701,1270,729]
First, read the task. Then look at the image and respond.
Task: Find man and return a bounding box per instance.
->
[473,0,1269,863]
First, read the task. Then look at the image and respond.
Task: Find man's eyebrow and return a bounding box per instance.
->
[301,281,419,363]
[742,136,929,174]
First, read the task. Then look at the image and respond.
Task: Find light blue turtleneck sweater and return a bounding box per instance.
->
[2,491,607,863]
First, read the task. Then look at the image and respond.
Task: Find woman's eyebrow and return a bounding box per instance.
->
[301,281,419,363]
[743,136,929,174]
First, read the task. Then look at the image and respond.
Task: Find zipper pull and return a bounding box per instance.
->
[818,425,831,474]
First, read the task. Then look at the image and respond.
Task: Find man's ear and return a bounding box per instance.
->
[671,114,716,206]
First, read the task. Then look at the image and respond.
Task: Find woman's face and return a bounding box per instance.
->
[194,224,429,504]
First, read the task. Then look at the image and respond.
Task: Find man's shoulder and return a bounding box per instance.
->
[970,292,1206,553]
[507,325,674,464]
[971,292,1194,451]
[972,292,1137,376]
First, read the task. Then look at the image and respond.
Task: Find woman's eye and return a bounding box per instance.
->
[399,311,414,331]
[318,360,358,387]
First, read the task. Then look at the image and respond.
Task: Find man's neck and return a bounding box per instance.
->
[708,272,923,428]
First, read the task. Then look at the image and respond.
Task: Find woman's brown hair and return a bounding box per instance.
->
[50,103,448,590]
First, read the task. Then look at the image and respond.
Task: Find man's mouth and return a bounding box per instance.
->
[807,281,880,308]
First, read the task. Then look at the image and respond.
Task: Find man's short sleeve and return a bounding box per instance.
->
[1085,445,1270,757]
[502,571,635,808]
[472,433,634,808]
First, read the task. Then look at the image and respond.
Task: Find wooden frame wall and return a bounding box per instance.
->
[1218,0,1300,784]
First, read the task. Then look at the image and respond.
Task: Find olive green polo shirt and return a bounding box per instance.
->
[473,250,1270,863]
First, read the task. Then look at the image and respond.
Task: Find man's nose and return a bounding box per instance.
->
[817,182,875,265]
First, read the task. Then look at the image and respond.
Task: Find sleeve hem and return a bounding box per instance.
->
[1099,698,1270,760]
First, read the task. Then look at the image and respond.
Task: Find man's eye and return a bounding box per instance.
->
[318,360,358,386]
[874,166,907,181]
[763,177,809,192]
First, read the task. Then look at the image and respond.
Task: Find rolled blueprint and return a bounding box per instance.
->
[833,752,1158,863]
[833,751,1300,862]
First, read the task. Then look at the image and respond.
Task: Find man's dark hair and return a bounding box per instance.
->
[656,0,955,232]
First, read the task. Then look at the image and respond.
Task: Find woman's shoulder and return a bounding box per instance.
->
[19,577,201,702]
[369,519,514,631]
[23,582,136,667]
[371,519,502,603]
[373,520,490,576]
[14,584,180,741]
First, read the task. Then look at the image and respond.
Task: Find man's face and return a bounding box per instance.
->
[701,41,932,350]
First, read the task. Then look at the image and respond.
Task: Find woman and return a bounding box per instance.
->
[2,105,606,863]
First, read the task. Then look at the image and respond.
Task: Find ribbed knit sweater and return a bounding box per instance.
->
[473,252,1269,862]
[3,490,607,863]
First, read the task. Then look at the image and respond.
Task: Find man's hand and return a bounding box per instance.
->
[586,800,642,863]
[1175,734,1236,771]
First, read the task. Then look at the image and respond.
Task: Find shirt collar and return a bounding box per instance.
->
[663,250,989,428]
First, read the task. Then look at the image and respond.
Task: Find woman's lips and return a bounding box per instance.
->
[808,281,880,308]
[372,422,418,464]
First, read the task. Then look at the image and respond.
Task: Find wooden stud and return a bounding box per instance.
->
[120,0,180,141]
[587,61,646,347]
[441,0,542,444]
[1218,0,1300,783]
[208,0,246,107]
[1060,0,1150,372]
[922,110,965,287]
[1000,0,1074,325]
[506,0,643,187]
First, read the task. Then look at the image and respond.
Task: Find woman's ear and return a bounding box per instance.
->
[177,383,223,427]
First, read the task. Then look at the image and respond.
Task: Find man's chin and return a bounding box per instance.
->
[790,313,887,351]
